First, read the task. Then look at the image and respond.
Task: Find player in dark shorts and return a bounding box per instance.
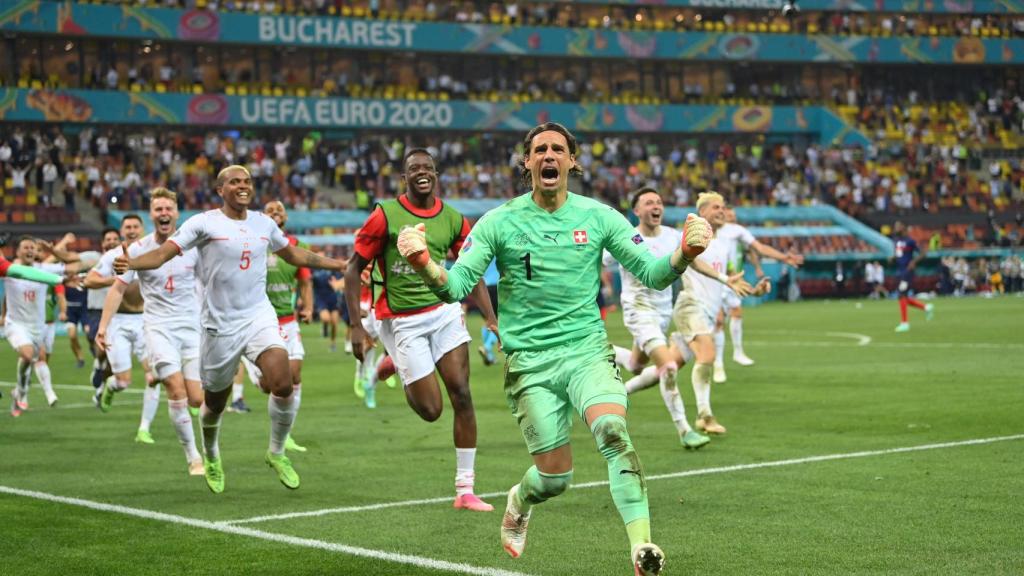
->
[312,267,343,352]
[64,281,88,368]
[891,221,934,332]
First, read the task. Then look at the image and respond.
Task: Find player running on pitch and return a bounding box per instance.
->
[97,188,206,475]
[115,165,347,493]
[2,237,69,415]
[396,123,713,575]
[606,187,752,450]
[237,200,312,453]
[345,148,499,512]
[87,214,162,444]
[891,220,934,332]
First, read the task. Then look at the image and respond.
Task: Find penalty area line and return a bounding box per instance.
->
[224,433,1024,525]
[0,485,535,576]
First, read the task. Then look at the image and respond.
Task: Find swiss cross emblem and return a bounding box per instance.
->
[573,230,588,244]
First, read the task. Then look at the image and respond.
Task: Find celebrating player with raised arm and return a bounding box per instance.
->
[605,188,752,451]
[114,165,346,493]
[97,188,206,475]
[344,148,499,512]
[395,123,712,576]
[2,237,67,414]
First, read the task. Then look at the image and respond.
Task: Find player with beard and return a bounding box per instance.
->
[87,215,162,444]
[115,165,347,493]
[395,123,713,575]
[344,148,499,512]
[2,237,71,415]
[97,188,205,475]
[605,188,752,451]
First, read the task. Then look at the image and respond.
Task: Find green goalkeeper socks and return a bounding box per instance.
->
[591,413,650,529]
[516,465,573,512]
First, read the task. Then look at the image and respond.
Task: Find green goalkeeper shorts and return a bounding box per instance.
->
[503,331,627,455]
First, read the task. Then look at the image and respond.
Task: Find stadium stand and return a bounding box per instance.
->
[0,0,1021,298]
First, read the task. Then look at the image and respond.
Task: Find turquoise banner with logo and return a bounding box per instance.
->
[1,2,1020,63]
[530,0,1021,13]
[0,88,870,145]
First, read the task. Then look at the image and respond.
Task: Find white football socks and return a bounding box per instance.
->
[33,361,56,405]
[268,393,297,455]
[168,398,201,463]
[692,362,713,418]
[200,404,223,460]
[625,365,659,394]
[455,447,477,496]
[139,384,160,432]
[657,362,690,434]
[714,328,726,365]
[730,318,745,357]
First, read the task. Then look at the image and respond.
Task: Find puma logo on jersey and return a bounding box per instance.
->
[542,233,559,244]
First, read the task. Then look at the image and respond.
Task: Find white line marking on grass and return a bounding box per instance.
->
[824,331,872,346]
[224,434,1024,525]
[0,485,535,576]
[0,381,145,394]
[743,340,1024,350]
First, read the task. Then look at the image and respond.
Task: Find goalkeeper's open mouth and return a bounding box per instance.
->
[539,165,560,187]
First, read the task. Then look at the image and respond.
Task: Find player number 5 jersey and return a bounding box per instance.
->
[170,209,289,334]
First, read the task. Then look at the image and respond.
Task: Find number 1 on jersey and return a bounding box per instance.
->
[520,252,532,280]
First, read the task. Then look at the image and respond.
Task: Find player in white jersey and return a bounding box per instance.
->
[2,236,68,415]
[85,214,162,444]
[605,188,751,449]
[115,165,347,494]
[671,193,774,435]
[712,208,801,384]
[96,188,205,476]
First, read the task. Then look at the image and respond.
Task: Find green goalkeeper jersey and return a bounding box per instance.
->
[434,192,679,352]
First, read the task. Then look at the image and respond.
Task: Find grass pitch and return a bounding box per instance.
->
[1,296,1022,575]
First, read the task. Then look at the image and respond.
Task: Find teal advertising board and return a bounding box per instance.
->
[1,2,1021,63]
[0,88,869,145]
[527,0,1021,13]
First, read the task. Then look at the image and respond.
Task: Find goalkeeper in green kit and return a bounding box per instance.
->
[396,123,712,576]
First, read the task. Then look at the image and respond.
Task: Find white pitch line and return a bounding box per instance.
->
[823,331,872,346]
[223,433,1024,526]
[0,380,145,395]
[741,340,1024,350]
[0,485,535,576]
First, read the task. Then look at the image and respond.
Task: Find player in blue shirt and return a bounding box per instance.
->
[891,221,934,332]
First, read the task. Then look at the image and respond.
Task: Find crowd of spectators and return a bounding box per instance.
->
[103,0,1024,38]
[3,126,1021,239]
